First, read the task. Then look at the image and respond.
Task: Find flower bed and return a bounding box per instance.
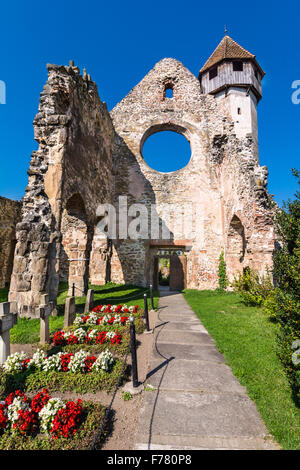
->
[52,328,122,347]
[0,389,82,439]
[3,349,115,375]
[92,304,138,315]
[0,389,106,449]
[73,303,138,329]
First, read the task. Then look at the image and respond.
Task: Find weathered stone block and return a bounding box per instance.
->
[84,289,94,313]
[64,296,76,327]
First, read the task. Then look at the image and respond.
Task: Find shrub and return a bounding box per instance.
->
[265,169,300,398]
[232,267,273,306]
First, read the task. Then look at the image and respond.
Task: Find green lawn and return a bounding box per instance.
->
[8,283,159,344]
[0,287,9,303]
[183,289,300,450]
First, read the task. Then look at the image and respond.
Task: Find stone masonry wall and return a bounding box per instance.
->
[9,63,115,316]
[110,58,274,289]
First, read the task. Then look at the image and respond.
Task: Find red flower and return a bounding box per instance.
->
[13,409,38,435]
[83,356,97,373]
[50,399,82,440]
[110,332,122,344]
[21,358,31,371]
[5,390,28,407]
[53,330,65,346]
[84,334,92,344]
[66,334,78,345]
[95,331,107,344]
[31,389,50,414]
[60,353,74,372]
[0,404,8,430]
[92,305,102,313]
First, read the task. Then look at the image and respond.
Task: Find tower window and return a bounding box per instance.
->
[209,67,218,80]
[232,61,243,72]
[164,86,173,99]
[237,107,241,115]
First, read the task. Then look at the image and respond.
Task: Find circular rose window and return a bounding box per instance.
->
[142,130,191,173]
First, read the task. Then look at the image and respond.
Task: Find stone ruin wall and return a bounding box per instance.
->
[9,63,115,316]
[0,197,21,288]
[5,56,275,315]
[110,58,274,288]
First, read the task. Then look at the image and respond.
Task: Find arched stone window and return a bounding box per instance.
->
[164,84,173,99]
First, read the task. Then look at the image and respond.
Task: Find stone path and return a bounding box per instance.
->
[135,289,278,450]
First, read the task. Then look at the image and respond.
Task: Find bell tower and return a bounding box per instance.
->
[199,34,265,160]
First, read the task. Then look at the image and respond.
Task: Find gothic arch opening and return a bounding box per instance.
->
[226,215,246,279]
[60,193,89,296]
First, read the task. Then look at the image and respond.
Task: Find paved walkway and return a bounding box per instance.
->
[135,289,278,450]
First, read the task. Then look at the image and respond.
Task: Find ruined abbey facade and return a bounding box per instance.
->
[1,35,275,316]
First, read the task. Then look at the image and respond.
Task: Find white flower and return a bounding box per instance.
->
[106,331,116,339]
[43,352,63,372]
[28,349,47,370]
[73,328,87,342]
[68,350,89,373]
[86,313,98,326]
[101,314,112,324]
[88,329,98,341]
[91,349,114,373]
[39,397,65,434]
[3,351,27,373]
[73,315,84,326]
[7,396,29,427]
[114,314,122,325]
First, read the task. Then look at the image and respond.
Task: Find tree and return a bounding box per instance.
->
[218,251,227,290]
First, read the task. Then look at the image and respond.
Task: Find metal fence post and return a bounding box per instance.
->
[72,283,75,297]
[129,316,139,388]
[144,293,150,331]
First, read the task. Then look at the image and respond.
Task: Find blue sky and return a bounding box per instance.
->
[0,0,299,206]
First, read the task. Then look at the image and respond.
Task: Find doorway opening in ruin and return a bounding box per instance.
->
[158,257,170,288]
[153,250,187,292]
[60,193,89,296]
